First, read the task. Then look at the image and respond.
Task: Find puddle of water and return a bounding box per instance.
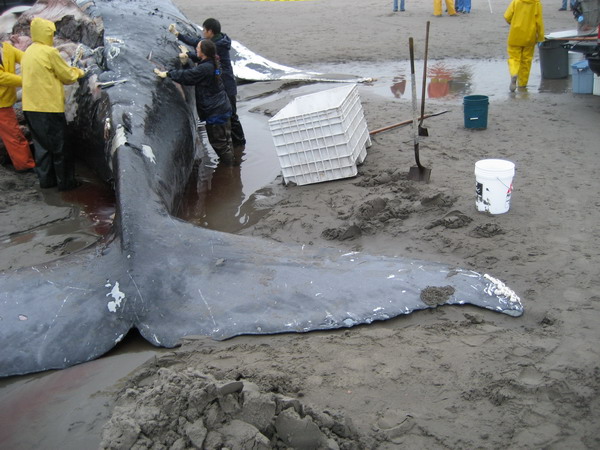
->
[0,331,161,450]
[305,58,571,100]
[0,165,115,270]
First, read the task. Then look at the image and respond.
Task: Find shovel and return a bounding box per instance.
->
[418,21,431,137]
[407,37,431,183]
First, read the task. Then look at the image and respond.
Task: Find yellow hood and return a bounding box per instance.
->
[30,17,55,46]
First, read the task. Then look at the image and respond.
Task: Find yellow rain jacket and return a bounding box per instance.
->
[21,17,84,113]
[0,42,24,108]
[504,0,545,47]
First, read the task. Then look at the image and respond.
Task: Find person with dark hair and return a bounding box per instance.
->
[169,18,245,146]
[155,39,233,165]
[21,17,85,190]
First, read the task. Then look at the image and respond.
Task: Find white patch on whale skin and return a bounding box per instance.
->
[110,124,127,164]
[483,274,521,306]
[142,145,156,164]
[106,281,125,312]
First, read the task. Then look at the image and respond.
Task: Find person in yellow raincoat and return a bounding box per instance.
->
[504,0,545,92]
[0,41,35,172]
[434,0,457,16]
[21,17,85,190]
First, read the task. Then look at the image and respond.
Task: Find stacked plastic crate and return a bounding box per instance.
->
[268,84,371,186]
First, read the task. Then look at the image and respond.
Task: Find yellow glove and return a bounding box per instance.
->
[178,52,189,65]
[168,23,179,36]
[154,68,168,79]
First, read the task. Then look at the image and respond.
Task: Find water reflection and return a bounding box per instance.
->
[313,58,571,101]
[538,77,570,94]
[177,146,250,234]
[390,76,407,98]
[0,164,115,270]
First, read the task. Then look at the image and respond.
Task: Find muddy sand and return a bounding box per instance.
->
[1,0,600,448]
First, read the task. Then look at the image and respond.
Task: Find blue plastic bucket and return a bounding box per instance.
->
[463,95,489,129]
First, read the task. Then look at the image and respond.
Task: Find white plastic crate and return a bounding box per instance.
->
[269,84,370,186]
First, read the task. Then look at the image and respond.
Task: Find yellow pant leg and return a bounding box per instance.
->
[518,45,535,86]
[434,0,442,15]
[507,45,522,79]
[446,0,457,14]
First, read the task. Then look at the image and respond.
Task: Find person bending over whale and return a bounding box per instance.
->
[169,18,245,146]
[155,39,234,165]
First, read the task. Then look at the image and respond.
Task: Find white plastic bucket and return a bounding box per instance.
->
[474,159,515,214]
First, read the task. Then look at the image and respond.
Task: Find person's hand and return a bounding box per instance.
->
[168,23,179,36]
[154,68,168,79]
[178,52,189,65]
[78,68,90,81]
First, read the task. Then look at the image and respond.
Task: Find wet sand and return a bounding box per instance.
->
[2,0,600,447]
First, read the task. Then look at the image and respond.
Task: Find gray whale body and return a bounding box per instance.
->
[0,0,522,377]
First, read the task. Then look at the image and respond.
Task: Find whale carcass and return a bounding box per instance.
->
[0,0,523,377]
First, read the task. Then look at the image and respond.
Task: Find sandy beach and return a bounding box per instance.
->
[1,0,600,447]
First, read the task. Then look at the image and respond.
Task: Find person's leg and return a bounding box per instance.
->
[48,113,78,191]
[518,44,536,87]
[446,0,457,15]
[24,111,57,188]
[393,0,398,11]
[0,107,35,171]
[507,44,522,91]
[228,95,246,146]
[206,121,234,165]
[400,0,405,11]
[434,0,442,15]
[455,0,464,13]
[559,0,567,10]
[464,0,471,12]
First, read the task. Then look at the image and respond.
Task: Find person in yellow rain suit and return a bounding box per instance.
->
[21,17,85,190]
[504,0,545,92]
[0,41,35,172]
[434,0,457,16]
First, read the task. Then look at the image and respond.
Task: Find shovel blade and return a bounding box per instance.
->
[418,125,429,137]
[408,165,432,183]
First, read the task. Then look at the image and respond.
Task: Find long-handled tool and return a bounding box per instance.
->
[369,110,449,136]
[407,37,431,183]
[418,21,431,137]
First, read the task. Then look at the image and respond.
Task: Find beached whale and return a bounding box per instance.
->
[0,0,522,377]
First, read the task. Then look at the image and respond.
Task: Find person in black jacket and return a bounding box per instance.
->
[154,39,233,165]
[169,18,246,146]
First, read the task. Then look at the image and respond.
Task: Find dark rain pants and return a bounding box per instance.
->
[24,111,76,190]
[228,94,245,145]
[206,120,234,166]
